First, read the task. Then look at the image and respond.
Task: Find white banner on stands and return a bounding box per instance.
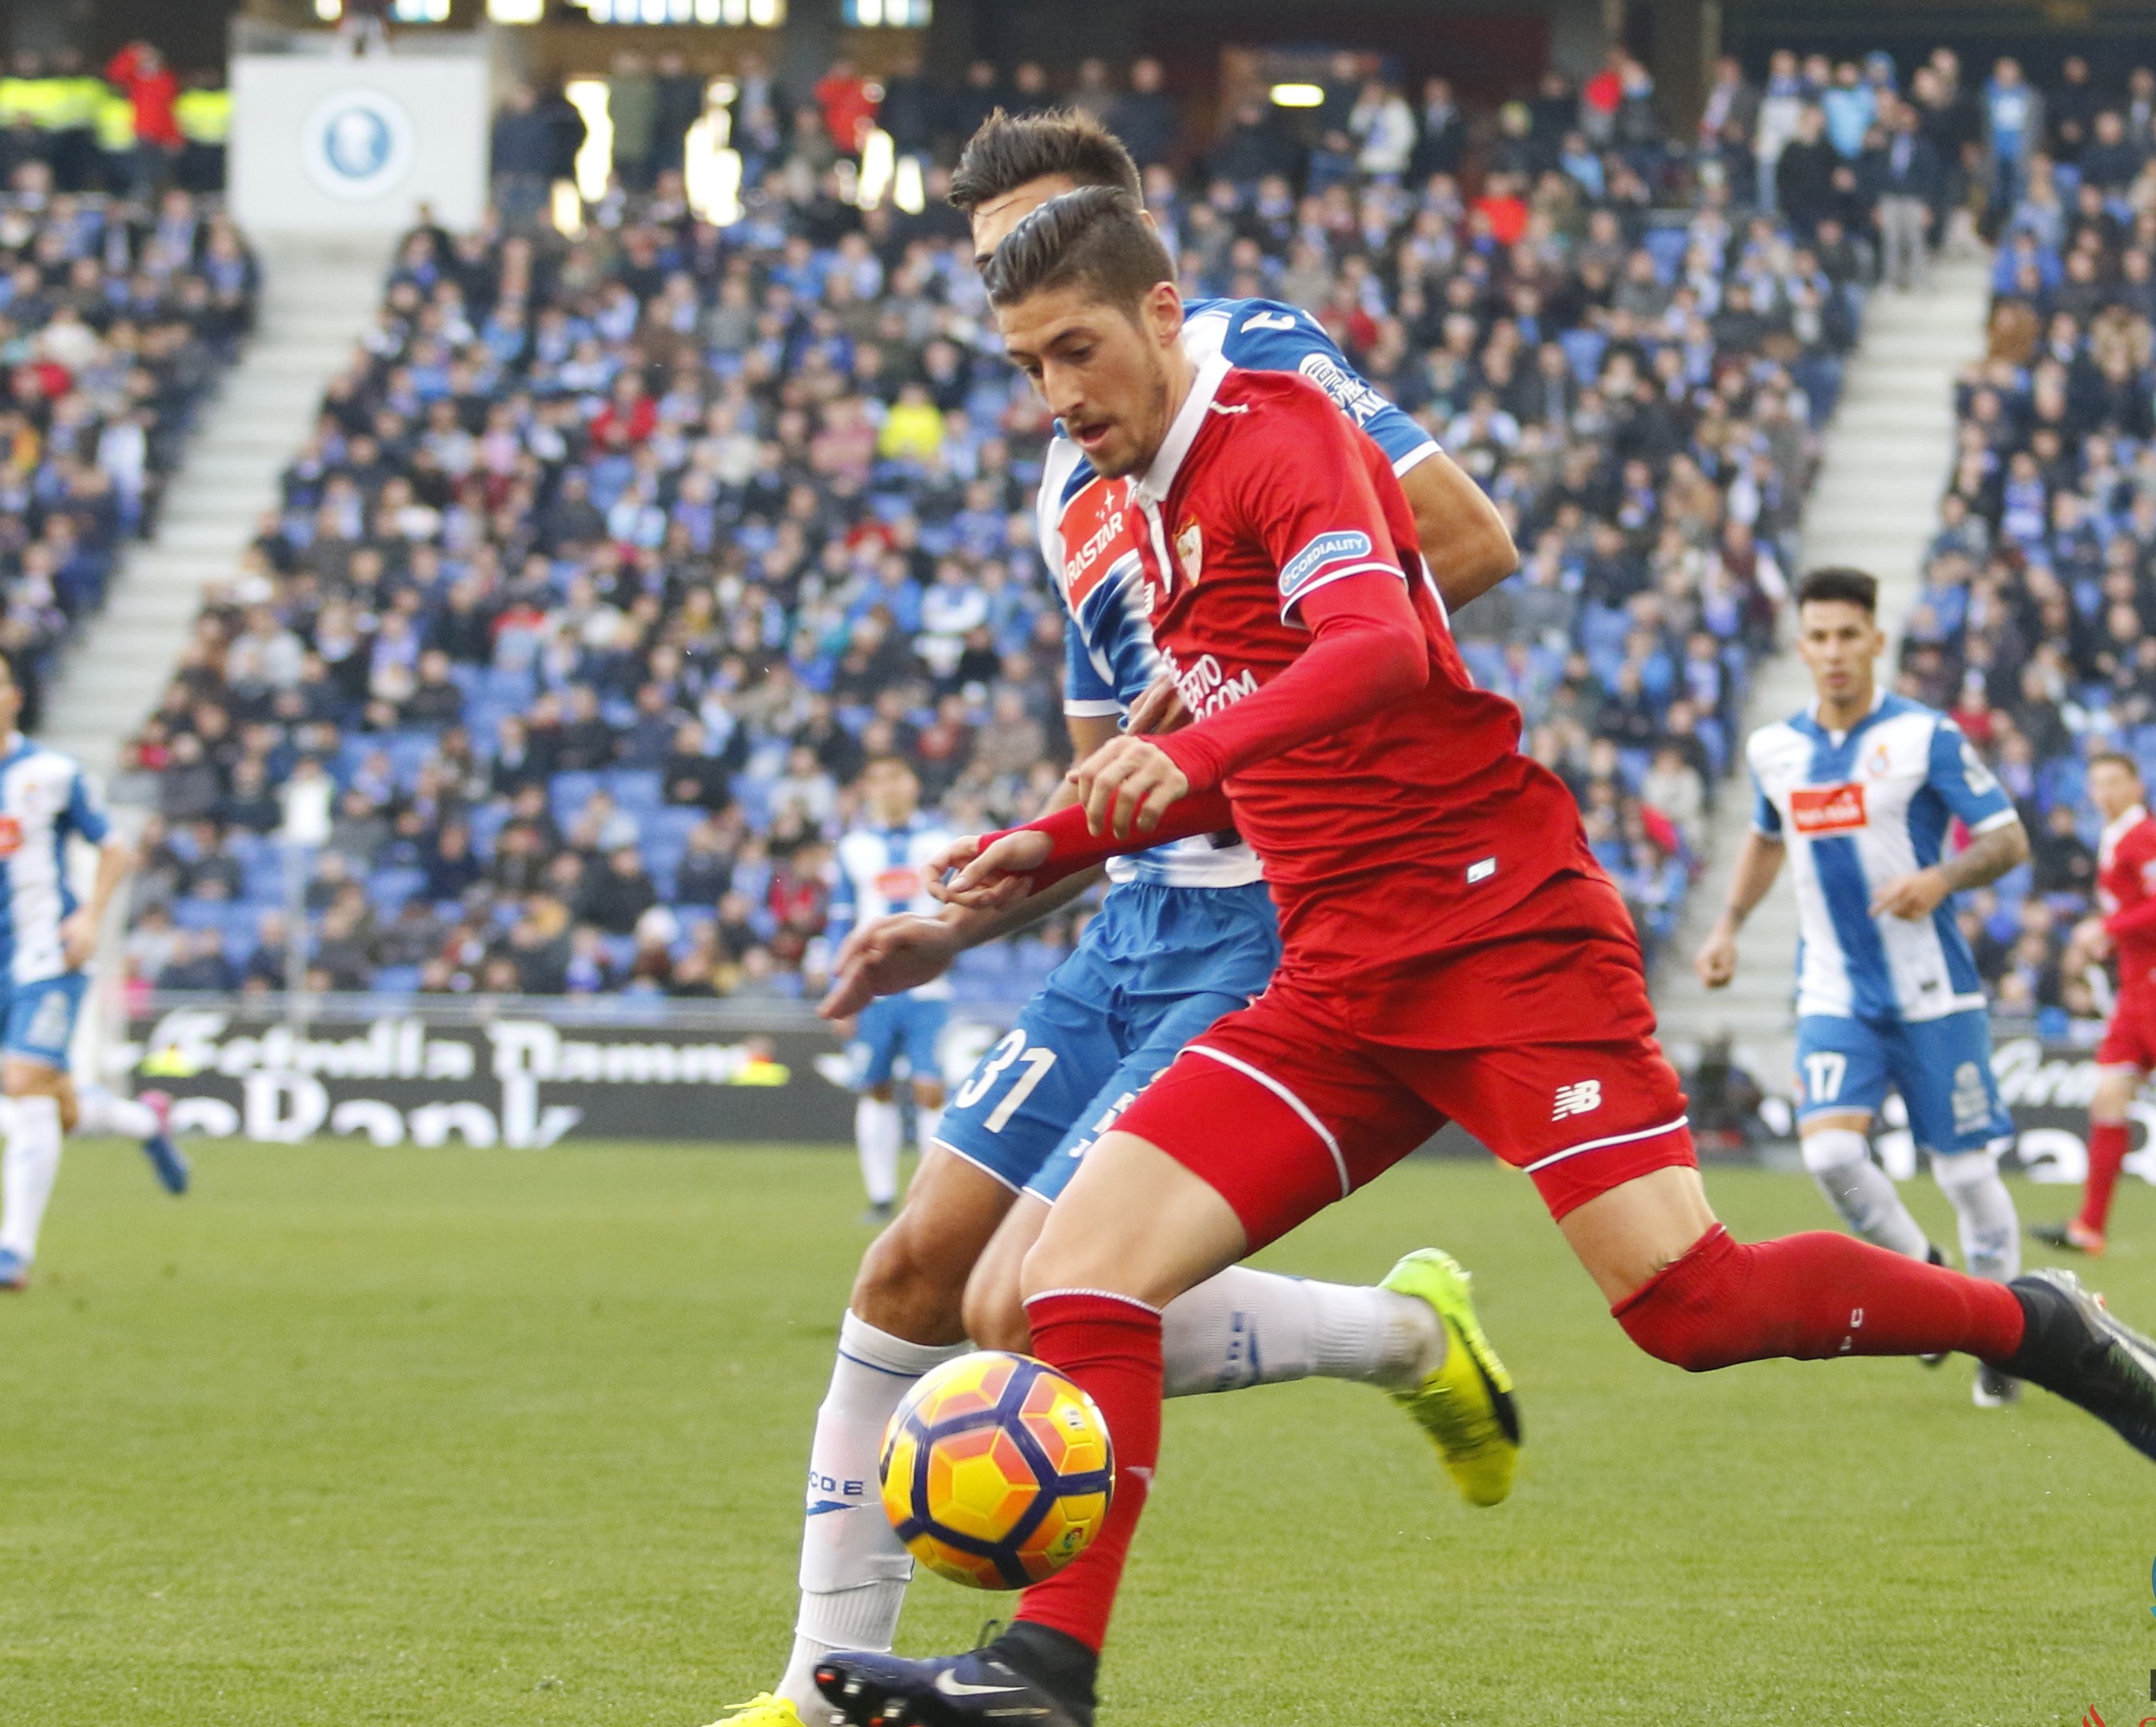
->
[231,54,489,233]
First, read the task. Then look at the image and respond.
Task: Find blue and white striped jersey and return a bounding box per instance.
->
[1748,692,2017,1023]
[830,816,954,999]
[0,738,108,986]
[1038,297,1437,889]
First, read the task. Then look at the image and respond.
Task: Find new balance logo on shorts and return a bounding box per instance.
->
[1552,1080,1603,1122]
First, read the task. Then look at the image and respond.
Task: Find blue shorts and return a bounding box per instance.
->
[2,973,87,1069]
[938,879,1281,1204]
[1794,1008,2012,1158]
[851,995,950,1091]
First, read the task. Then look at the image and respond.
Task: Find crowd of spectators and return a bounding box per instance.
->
[0,165,250,737]
[132,42,2108,1003]
[1863,54,2156,1033]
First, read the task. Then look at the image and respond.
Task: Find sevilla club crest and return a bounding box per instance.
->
[1174,518,1203,587]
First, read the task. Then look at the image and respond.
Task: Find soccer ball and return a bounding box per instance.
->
[879,1350,1115,1590]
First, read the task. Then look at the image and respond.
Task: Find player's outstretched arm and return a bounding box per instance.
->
[1694,829,1786,988]
[932,785,1240,908]
[1401,451,1516,613]
[818,734,1121,1017]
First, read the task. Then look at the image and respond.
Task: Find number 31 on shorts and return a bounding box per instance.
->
[954,1030,1058,1133]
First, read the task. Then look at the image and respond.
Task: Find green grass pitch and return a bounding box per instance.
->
[0,1140,2150,1725]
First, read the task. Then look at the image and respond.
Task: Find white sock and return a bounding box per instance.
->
[1803,1129,1929,1258]
[0,1095,63,1263]
[1933,1151,2020,1282]
[75,1087,159,1140]
[914,1104,943,1158]
[1160,1265,1444,1396]
[855,1098,902,1207]
[779,1312,968,1719]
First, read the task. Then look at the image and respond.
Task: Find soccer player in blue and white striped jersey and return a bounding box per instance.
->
[0,656,185,1287]
[1696,566,2030,1405]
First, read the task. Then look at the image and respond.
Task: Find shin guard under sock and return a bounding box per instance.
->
[1612,1226,2026,1370]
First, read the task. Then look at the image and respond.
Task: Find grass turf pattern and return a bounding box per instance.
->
[0,1143,2147,1725]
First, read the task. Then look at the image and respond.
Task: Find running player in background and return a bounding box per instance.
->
[701,114,1522,1727]
[811,186,2156,1727]
[2034,751,2156,1256]
[0,656,185,1289]
[827,756,953,1224]
[1695,568,2030,1407]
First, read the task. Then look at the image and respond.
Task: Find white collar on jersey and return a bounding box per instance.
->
[1131,351,1233,507]
[1805,684,1886,742]
[2103,803,2149,848]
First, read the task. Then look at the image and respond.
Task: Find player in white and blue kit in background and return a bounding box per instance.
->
[699,110,1524,1727]
[0,657,186,1289]
[1696,568,2030,1406]
[827,756,953,1223]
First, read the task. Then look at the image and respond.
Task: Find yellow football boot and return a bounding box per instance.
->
[1381,1248,1521,1507]
[703,1693,810,1726]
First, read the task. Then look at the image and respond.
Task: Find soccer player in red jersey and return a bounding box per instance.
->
[811,189,2156,1727]
[2037,751,2156,1255]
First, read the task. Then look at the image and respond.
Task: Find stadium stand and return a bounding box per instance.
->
[0,157,250,736]
[1898,69,2156,1037]
[125,47,2076,1005]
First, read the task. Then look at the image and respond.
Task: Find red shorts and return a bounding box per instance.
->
[2098,991,2156,1071]
[1115,871,1695,1250]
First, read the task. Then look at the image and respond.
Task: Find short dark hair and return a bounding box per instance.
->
[949,109,1142,213]
[982,185,1174,316]
[2090,748,2142,780]
[1796,566,1879,614]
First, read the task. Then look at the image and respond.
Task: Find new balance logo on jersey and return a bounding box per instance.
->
[1788,783,1867,835]
[1552,1080,1603,1121]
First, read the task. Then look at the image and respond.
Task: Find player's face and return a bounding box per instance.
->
[996,281,1182,479]
[864,759,919,824]
[2090,760,2143,821]
[1793,600,1883,708]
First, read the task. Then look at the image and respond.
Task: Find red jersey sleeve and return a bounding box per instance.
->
[1150,382,1432,794]
[1154,574,1428,792]
[1231,381,1415,624]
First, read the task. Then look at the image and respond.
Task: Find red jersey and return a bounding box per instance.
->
[2099,803,2156,999]
[1098,357,1593,1033]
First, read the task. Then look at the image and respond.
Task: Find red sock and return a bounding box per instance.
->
[2079,1121,2130,1237]
[1613,1226,2026,1370]
[1013,1290,1162,1656]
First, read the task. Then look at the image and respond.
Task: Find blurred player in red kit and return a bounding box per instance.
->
[810,188,2156,1727]
[2037,751,2156,1256]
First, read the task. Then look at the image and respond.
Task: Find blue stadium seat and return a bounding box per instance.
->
[610,768,663,812]
[1560,327,1606,385]
[1642,227,1688,283]
[368,866,427,912]
[550,770,602,818]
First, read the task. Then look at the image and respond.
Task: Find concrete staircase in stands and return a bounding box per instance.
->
[1653,250,1995,1090]
[41,234,391,789]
